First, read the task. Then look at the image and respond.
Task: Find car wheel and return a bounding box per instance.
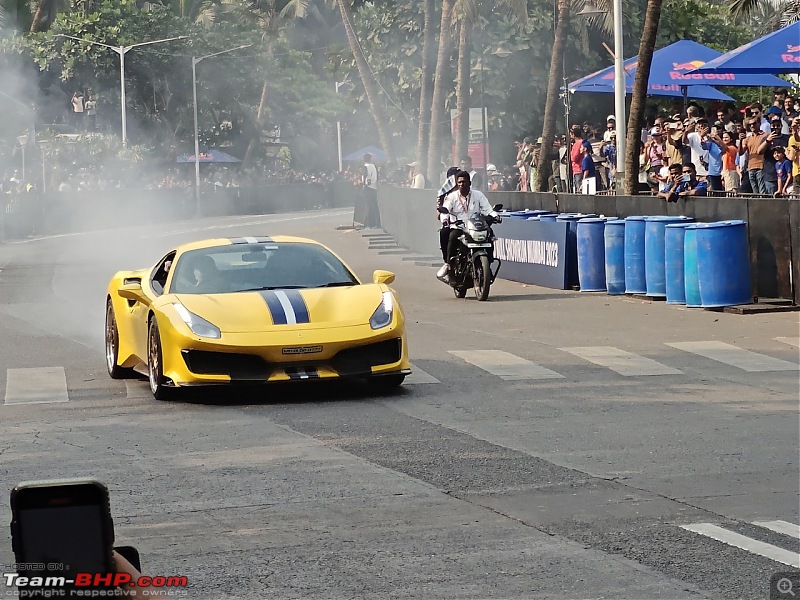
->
[148,318,172,400]
[368,374,406,388]
[105,299,133,379]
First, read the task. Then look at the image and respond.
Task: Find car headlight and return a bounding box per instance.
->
[172,302,221,339]
[369,292,394,330]
[471,230,488,241]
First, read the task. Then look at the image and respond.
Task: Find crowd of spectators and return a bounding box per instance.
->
[509,88,799,198]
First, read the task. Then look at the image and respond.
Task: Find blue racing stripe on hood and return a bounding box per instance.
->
[282,289,310,324]
[258,291,287,325]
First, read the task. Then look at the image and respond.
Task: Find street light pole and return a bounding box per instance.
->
[335,80,350,173]
[612,0,626,186]
[191,44,251,217]
[56,34,188,147]
[16,135,28,180]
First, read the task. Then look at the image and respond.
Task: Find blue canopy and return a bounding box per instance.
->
[177,149,241,163]
[343,146,386,162]
[688,22,800,75]
[568,40,788,97]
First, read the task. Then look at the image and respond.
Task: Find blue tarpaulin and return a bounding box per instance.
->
[177,149,241,163]
[568,40,788,98]
[688,22,800,74]
[342,146,386,162]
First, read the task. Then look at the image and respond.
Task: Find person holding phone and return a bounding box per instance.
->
[657,163,706,202]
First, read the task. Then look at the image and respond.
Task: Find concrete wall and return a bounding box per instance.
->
[378,187,800,305]
[0,182,359,239]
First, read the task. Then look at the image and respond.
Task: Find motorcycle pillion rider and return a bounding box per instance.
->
[436,170,500,283]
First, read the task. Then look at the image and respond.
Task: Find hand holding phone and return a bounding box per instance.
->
[11,479,114,583]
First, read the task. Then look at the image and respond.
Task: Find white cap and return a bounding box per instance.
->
[607,114,616,121]
[486,163,498,172]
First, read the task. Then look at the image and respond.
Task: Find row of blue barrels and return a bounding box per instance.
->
[577,216,752,307]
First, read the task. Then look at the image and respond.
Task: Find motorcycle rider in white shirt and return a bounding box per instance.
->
[436,170,499,282]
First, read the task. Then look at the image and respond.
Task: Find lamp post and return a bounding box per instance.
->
[192,45,251,216]
[56,34,188,148]
[16,134,29,180]
[335,80,351,172]
[576,2,625,191]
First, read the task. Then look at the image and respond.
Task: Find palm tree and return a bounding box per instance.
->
[454,18,471,161]
[415,0,435,176]
[334,0,393,163]
[426,0,455,184]
[29,0,60,32]
[731,0,799,31]
[537,0,571,191]
[624,0,662,195]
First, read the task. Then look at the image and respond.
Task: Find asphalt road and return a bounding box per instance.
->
[0,208,797,599]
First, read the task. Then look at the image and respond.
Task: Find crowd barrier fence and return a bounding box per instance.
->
[377,187,800,306]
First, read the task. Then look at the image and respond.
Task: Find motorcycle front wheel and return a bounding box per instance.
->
[473,254,491,301]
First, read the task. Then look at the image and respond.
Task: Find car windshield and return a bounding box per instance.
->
[169,242,358,294]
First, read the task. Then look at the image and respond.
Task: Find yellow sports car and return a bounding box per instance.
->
[105,236,410,399]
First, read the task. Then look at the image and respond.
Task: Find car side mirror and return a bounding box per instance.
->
[373,270,395,285]
[118,281,148,304]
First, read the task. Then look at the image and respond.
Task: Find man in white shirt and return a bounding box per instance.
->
[685,118,709,178]
[436,170,499,282]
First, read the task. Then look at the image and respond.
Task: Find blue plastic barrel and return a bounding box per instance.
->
[696,220,752,307]
[577,218,607,292]
[664,223,694,304]
[604,219,626,295]
[539,214,558,222]
[683,225,706,308]
[624,216,647,294]
[644,216,694,297]
[557,214,598,287]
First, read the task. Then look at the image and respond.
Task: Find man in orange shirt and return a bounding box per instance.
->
[739,118,768,195]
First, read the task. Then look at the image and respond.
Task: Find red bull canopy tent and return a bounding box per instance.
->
[567,40,787,97]
[687,22,800,75]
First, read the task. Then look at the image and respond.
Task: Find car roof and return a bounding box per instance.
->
[175,236,323,254]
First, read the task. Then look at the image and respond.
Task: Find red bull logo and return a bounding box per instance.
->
[672,60,705,71]
[784,44,800,63]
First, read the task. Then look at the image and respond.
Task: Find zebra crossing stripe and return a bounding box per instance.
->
[753,520,800,540]
[405,364,440,384]
[681,523,800,568]
[667,341,799,372]
[559,346,682,376]
[4,367,69,405]
[449,350,564,381]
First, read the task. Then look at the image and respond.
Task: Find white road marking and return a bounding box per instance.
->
[4,367,69,405]
[559,346,682,376]
[681,523,800,568]
[753,520,800,540]
[775,337,800,349]
[405,365,440,384]
[667,341,799,372]
[449,350,564,381]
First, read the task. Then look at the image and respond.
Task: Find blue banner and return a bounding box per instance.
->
[493,219,569,289]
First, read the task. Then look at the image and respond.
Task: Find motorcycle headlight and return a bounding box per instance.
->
[173,302,221,339]
[369,292,394,330]
[471,230,488,241]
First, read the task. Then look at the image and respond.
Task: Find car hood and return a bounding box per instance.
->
[173,285,388,333]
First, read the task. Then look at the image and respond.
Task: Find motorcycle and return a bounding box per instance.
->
[437,204,503,301]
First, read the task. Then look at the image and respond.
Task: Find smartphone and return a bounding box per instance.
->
[681,174,691,182]
[10,479,114,581]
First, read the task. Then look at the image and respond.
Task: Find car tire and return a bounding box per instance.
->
[368,374,405,388]
[105,299,133,379]
[148,317,172,401]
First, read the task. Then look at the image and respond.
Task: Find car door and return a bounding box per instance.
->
[128,251,175,360]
